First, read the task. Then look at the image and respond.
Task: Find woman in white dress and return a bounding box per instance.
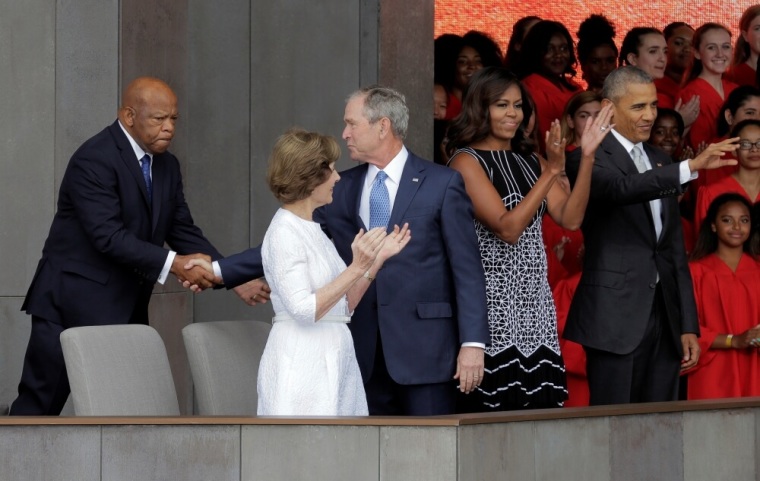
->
[257,129,410,416]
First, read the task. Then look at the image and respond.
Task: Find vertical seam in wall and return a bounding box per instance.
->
[100,425,104,480]
[53,0,58,205]
[377,425,382,481]
[455,425,460,481]
[248,0,253,245]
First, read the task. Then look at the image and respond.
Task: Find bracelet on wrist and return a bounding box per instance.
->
[363,270,375,282]
[725,334,733,349]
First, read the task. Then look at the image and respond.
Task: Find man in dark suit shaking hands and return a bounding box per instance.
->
[566,66,739,405]
[10,77,221,415]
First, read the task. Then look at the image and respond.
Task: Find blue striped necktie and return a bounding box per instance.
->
[140,154,152,202]
[369,171,390,229]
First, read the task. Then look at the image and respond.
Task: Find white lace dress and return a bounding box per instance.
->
[257,208,368,416]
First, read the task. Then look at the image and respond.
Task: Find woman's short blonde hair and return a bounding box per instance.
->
[267,128,341,204]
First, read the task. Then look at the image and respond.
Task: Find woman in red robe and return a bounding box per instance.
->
[657,22,695,108]
[680,23,739,150]
[519,20,582,154]
[687,193,760,400]
[727,5,760,87]
[695,119,760,230]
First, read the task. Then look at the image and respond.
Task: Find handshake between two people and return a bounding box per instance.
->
[170,253,272,306]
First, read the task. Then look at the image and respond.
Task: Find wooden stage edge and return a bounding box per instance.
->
[3,397,759,426]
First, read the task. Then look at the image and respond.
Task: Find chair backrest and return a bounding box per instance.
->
[182,320,272,415]
[60,324,180,416]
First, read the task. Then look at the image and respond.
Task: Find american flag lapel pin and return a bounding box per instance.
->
[656,162,662,167]
[412,177,419,182]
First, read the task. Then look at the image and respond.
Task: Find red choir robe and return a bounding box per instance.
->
[655,76,681,108]
[687,254,760,400]
[445,93,462,120]
[552,272,588,407]
[542,214,584,289]
[522,73,581,153]
[694,174,760,235]
[680,78,738,150]
[726,62,756,87]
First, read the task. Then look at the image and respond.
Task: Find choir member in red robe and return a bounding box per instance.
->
[695,119,760,230]
[680,23,739,150]
[686,193,760,400]
[727,5,760,87]
[520,20,582,154]
[657,22,695,108]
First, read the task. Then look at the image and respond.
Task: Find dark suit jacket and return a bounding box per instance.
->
[314,152,490,385]
[218,152,489,385]
[565,135,698,355]
[22,120,222,327]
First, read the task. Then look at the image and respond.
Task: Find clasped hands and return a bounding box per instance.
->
[734,325,760,349]
[171,253,219,290]
[173,253,271,305]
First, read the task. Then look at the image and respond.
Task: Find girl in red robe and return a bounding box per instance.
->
[727,5,760,87]
[519,20,582,154]
[680,23,739,150]
[687,193,760,400]
[658,22,695,108]
[695,119,760,230]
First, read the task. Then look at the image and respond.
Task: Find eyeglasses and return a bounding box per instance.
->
[739,140,760,150]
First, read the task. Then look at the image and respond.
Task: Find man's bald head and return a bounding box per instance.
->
[118,77,179,154]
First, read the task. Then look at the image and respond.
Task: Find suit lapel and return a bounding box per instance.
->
[345,164,368,231]
[150,154,165,234]
[605,135,657,238]
[603,135,638,176]
[111,121,153,212]
[644,144,672,245]
[388,154,425,229]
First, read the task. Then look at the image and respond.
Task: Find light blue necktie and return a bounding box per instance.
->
[369,171,390,229]
[631,145,662,239]
[140,154,152,202]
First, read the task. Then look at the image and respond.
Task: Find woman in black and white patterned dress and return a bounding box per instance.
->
[446,66,613,411]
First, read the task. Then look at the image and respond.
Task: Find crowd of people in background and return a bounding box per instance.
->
[434,5,760,407]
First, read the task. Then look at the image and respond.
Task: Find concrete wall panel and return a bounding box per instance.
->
[242,425,379,481]
[0,300,31,408]
[684,409,756,480]
[534,417,610,481]
[102,425,240,481]
[459,422,535,481]
[610,413,684,481]
[55,0,120,186]
[0,1,55,294]
[149,292,194,414]
[0,426,100,480]
[378,0,434,160]
[380,426,457,481]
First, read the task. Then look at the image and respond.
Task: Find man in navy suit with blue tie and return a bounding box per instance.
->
[10,77,222,415]
[214,86,489,415]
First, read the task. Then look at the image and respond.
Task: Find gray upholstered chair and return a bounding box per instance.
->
[182,320,271,415]
[60,324,180,416]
